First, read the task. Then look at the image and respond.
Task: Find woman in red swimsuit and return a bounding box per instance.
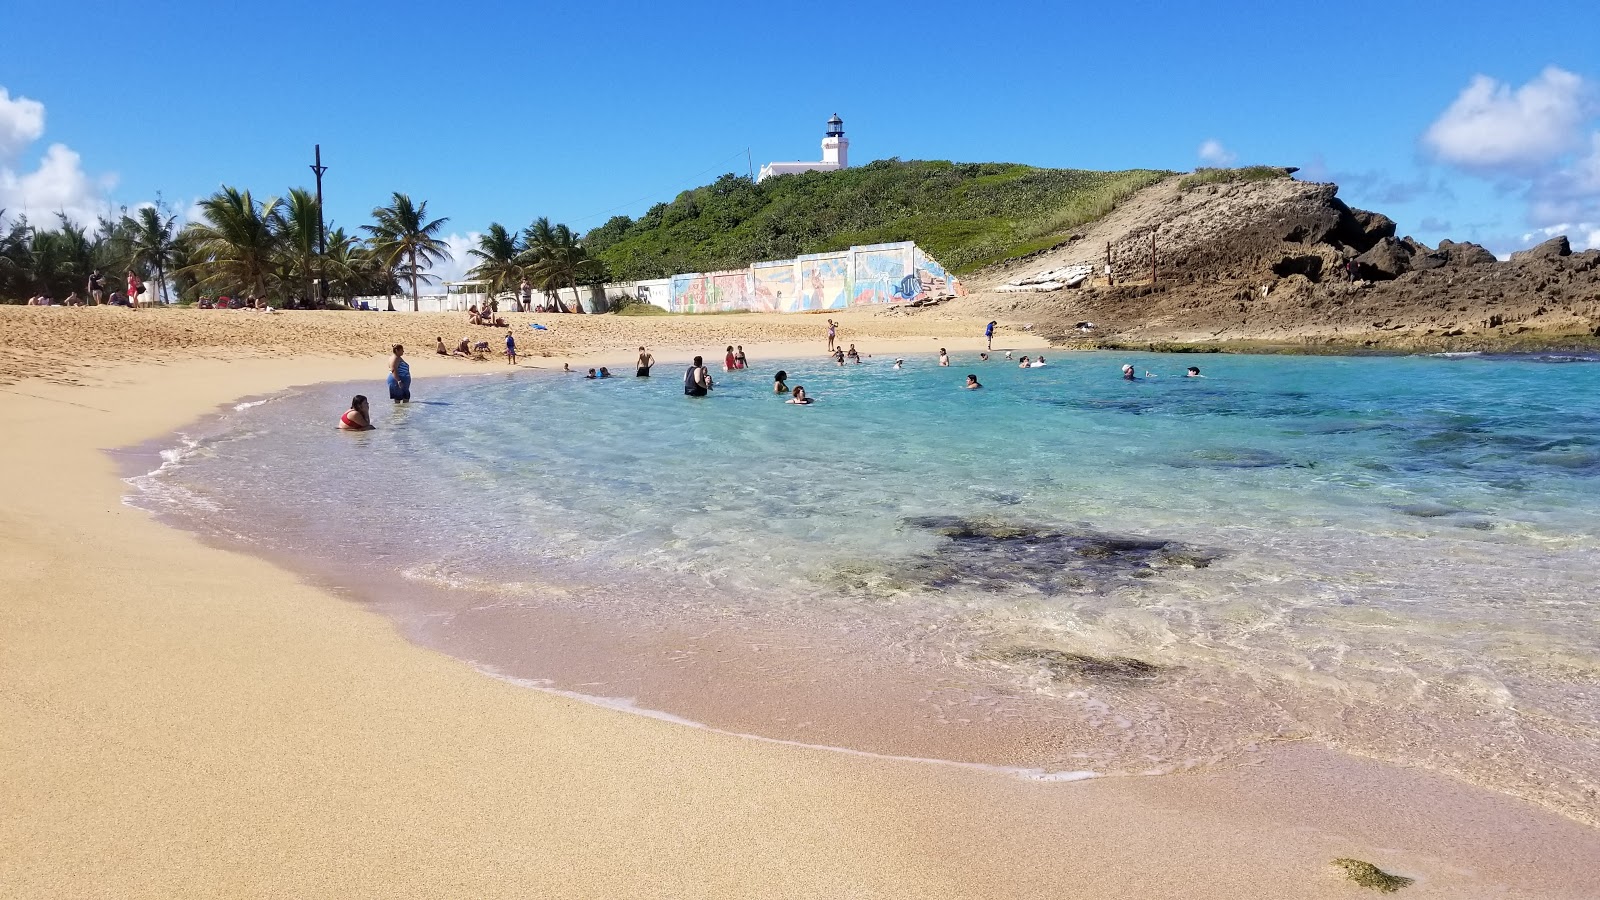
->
[338,395,374,430]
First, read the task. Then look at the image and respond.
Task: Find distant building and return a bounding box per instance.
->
[757,114,850,182]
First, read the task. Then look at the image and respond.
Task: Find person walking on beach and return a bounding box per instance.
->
[87,270,105,305]
[126,269,143,309]
[684,356,712,397]
[519,278,532,313]
[636,347,654,377]
[985,320,997,350]
[338,395,375,430]
[388,344,412,402]
[826,319,838,352]
[504,330,517,365]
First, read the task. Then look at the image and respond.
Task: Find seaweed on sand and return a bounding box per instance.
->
[988,646,1164,683]
[1332,858,1414,893]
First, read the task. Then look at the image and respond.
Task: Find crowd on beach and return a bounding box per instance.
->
[336,318,1205,430]
[23,268,146,307]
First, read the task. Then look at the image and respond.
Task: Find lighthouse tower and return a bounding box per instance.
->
[757,113,853,182]
[821,114,849,168]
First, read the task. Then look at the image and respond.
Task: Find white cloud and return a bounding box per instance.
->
[0,86,115,227]
[0,88,45,162]
[1422,67,1593,170]
[424,232,477,286]
[1198,139,1236,166]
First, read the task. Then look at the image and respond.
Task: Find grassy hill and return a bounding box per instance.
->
[585,159,1172,282]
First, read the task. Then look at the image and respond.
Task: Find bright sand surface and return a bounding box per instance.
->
[4,309,1600,898]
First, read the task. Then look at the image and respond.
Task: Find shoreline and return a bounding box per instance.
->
[5,347,1600,897]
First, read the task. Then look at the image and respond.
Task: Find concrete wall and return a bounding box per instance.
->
[608,242,963,314]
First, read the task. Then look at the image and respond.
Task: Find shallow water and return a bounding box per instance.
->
[129,350,1600,824]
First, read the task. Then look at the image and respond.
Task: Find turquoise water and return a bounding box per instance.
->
[131,350,1600,822]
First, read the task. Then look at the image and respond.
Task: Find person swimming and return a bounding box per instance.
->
[1121,364,1137,381]
[586,368,598,379]
[787,385,813,404]
[1018,356,1031,368]
[979,352,989,361]
[598,367,612,378]
[684,356,711,396]
[1186,366,1204,377]
[1033,355,1047,367]
[965,374,982,390]
[338,395,374,430]
[893,358,904,370]
[774,370,790,393]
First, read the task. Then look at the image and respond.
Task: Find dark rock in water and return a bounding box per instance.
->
[1510,235,1571,263]
[989,646,1164,683]
[1356,236,1413,280]
[888,516,1220,597]
[1437,239,1497,267]
[1395,502,1466,519]
[1170,447,1298,469]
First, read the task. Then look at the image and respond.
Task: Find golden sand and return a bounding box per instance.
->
[3,309,1599,898]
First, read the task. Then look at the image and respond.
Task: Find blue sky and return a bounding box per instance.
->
[3,0,1598,280]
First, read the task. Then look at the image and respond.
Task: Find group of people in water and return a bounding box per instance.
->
[339,332,1207,430]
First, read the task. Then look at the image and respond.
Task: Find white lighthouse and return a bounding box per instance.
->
[757,114,851,182]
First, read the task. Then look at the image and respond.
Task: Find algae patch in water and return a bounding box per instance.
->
[1332,858,1414,893]
[989,646,1164,683]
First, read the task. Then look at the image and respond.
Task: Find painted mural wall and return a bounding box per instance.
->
[632,241,963,313]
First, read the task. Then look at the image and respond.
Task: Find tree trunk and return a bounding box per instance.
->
[410,248,420,312]
[156,260,168,305]
[570,276,586,314]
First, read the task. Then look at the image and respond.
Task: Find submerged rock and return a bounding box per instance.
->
[1332,858,1414,893]
[989,646,1164,683]
[882,516,1221,597]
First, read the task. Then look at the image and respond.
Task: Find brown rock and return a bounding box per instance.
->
[1355,237,1412,280]
[1510,236,1571,264]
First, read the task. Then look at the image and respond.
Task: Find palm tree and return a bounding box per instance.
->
[466,222,525,301]
[182,187,285,299]
[364,193,450,312]
[524,217,604,313]
[120,206,179,304]
[277,188,323,305]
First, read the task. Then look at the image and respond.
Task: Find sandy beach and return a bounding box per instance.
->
[4,307,1600,898]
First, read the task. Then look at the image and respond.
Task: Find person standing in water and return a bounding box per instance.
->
[965,374,982,390]
[1186,366,1204,377]
[724,346,737,372]
[735,346,748,369]
[938,348,950,367]
[773,370,790,393]
[787,386,814,405]
[504,330,517,365]
[338,395,375,430]
[1121,364,1137,381]
[826,319,838,352]
[684,356,712,397]
[636,347,654,377]
[985,320,997,350]
[388,344,411,402]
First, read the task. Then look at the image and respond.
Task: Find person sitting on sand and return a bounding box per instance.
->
[1186,366,1204,377]
[453,337,471,356]
[1121,364,1136,381]
[966,374,982,390]
[637,347,653,377]
[787,386,813,405]
[1019,356,1031,368]
[338,395,375,430]
[774,370,790,393]
[64,291,83,307]
[939,348,950,367]
[436,337,449,356]
[388,345,411,403]
[467,304,482,326]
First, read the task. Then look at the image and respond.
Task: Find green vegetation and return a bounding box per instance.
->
[1332,859,1414,893]
[586,159,1172,279]
[1177,166,1293,192]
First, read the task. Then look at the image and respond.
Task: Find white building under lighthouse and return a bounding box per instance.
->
[757,114,850,182]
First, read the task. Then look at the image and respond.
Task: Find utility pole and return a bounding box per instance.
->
[746,148,754,180]
[310,145,328,307]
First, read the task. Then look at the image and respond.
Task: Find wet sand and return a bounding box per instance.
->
[4,323,1600,897]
